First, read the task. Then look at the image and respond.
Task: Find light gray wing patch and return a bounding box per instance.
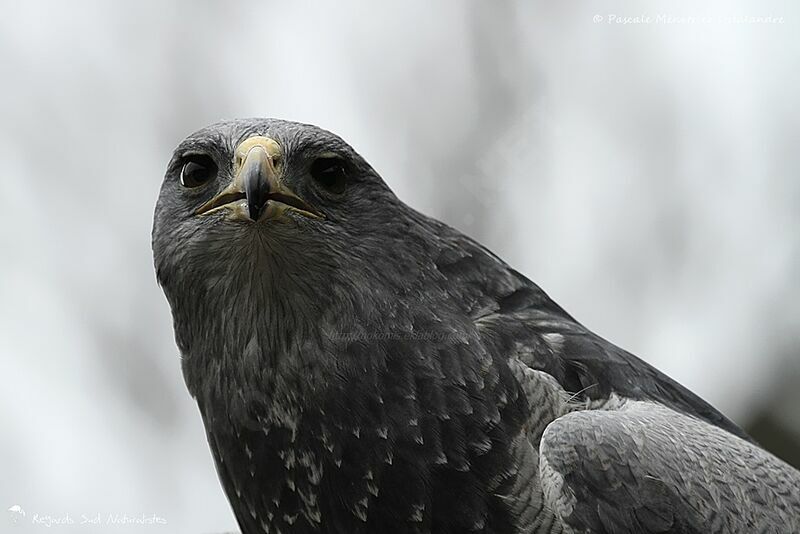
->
[539,399,800,533]
[501,359,574,533]
[508,357,573,443]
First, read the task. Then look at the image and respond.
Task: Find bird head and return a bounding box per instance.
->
[155,119,392,235]
[152,119,428,394]
[153,118,402,293]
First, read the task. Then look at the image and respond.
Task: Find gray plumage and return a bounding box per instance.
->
[152,118,800,534]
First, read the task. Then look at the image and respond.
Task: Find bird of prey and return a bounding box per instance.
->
[153,118,800,534]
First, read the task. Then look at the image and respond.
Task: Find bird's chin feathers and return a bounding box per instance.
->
[155,214,422,413]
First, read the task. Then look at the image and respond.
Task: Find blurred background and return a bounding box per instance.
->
[1,0,798,532]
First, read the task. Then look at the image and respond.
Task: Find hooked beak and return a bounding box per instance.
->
[195,136,322,221]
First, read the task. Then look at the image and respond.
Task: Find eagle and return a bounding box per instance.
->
[152,118,800,533]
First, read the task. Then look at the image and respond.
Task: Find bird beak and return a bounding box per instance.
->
[195,136,323,221]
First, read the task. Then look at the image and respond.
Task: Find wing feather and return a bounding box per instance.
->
[539,400,800,533]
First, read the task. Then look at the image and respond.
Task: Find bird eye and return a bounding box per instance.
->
[180,155,217,188]
[310,157,348,194]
